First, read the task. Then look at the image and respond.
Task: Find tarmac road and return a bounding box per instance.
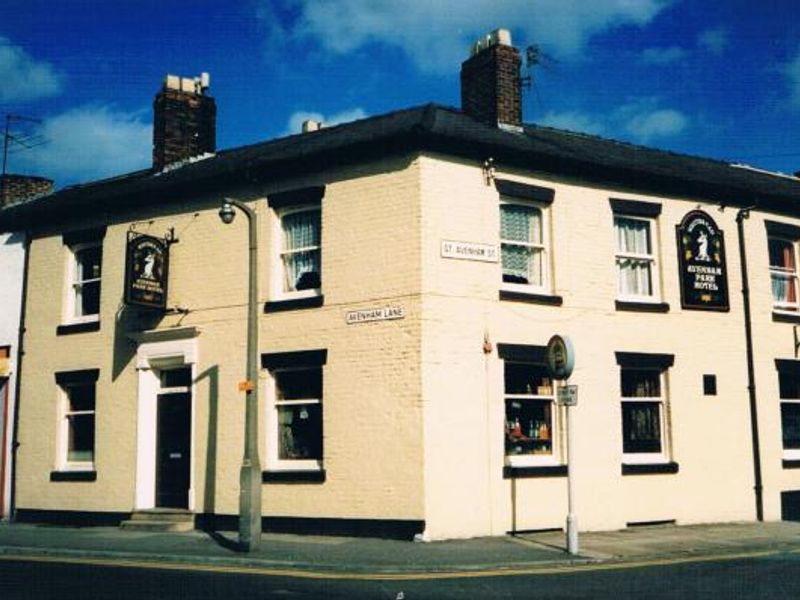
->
[2,551,800,599]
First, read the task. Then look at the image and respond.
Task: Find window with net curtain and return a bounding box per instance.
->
[769,237,798,311]
[71,243,102,319]
[281,207,321,294]
[501,202,545,287]
[615,216,655,298]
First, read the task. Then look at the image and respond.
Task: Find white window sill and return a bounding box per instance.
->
[622,453,668,465]
[63,315,100,325]
[506,455,560,468]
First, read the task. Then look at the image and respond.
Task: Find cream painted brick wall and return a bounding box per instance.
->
[17,156,425,523]
[419,154,765,539]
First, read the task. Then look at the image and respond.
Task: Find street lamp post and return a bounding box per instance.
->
[219,198,262,551]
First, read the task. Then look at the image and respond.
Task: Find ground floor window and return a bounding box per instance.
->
[55,369,99,470]
[262,350,327,471]
[498,343,558,466]
[616,352,673,465]
[778,364,800,459]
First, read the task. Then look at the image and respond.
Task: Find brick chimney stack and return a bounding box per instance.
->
[152,73,216,171]
[0,174,53,207]
[460,29,522,129]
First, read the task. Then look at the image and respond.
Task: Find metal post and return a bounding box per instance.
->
[565,398,578,555]
[221,198,262,551]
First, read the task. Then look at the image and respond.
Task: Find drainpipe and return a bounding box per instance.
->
[9,230,31,521]
[736,207,763,521]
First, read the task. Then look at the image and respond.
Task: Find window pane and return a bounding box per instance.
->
[621,369,661,397]
[780,372,800,400]
[615,217,651,254]
[772,273,798,306]
[283,249,321,292]
[67,414,95,462]
[283,210,321,250]
[617,258,653,296]
[76,246,102,281]
[782,403,800,449]
[769,238,796,270]
[78,281,101,316]
[68,385,95,412]
[622,401,662,453]
[501,245,543,286]
[277,403,322,460]
[276,369,322,401]
[161,368,191,388]
[505,399,553,456]
[501,204,542,244]
[504,363,553,395]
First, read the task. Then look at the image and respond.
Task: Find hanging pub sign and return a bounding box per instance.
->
[676,210,729,311]
[124,232,169,310]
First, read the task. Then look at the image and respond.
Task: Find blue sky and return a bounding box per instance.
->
[3,0,800,188]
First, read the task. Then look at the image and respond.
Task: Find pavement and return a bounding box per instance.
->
[0,520,799,578]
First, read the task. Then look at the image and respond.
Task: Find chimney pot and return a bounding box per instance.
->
[302,120,323,133]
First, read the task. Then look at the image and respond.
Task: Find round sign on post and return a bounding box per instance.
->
[546,334,575,381]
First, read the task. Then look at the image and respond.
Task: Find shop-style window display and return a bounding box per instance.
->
[504,362,556,463]
[620,368,666,461]
[779,371,800,459]
[272,368,323,468]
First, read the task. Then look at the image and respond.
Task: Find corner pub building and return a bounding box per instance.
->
[3,29,800,540]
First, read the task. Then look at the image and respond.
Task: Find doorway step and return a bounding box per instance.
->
[120,508,195,532]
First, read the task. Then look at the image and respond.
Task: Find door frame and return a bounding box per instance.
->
[133,327,199,511]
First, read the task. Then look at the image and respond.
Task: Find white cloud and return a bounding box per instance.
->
[621,105,688,143]
[284,108,367,136]
[785,50,800,107]
[640,46,687,65]
[260,0,673,72]
[15,106,151,185]
[0,36,63,102]
[537,110,605,135]
[697,28,728,55]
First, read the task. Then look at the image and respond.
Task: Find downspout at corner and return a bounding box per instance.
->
[736,207,764,521]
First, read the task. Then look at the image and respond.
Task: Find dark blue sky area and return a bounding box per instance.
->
[2,0,800,187]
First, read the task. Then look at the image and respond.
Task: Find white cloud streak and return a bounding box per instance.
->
[0,36,63,102]
[640,46,687,65]
[697,28,728,55]
[260,0,674,72]
[537,111,606,135]
[785,50,800,107]
[15,106,151,185]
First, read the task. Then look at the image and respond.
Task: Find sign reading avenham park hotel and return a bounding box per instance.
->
[676,210,730,311]
[124,233,169,309]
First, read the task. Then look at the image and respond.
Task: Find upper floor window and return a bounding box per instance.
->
[614,215,659,301]
[267,186,325,304]
[769,237,799,312]
[280,206,321,295]
[68,243,102,320]
[500,200,548,290]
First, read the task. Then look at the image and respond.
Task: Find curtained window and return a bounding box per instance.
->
[501,201,546,289]
[280,206,321,295]
[769,237,799,311]
[614,216,657,299]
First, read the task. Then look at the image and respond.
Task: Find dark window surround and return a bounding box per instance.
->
[495,179,555,204]
[610,198,662,218]
[499,290,563,306]
[262,469,326,483]
[267,186,326,209]
[50,470,97,482]
[615,300,670,313]
[622,462,679,475]
[783,460,800,469]
[503,465,567,479]
[703,374,717,396]
[773,311,800,324]
[616,351,675,369]
[62,227,107,246]
[766,220,800,240]
[497,343,547,364]
[264,295,324,313]
[261,349,328,370]
[56,321,101,336]
[55,368,99,386]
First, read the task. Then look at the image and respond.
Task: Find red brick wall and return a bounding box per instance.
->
[0,174,53,207]
[460,44,522,128]
[152,88,216,171]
